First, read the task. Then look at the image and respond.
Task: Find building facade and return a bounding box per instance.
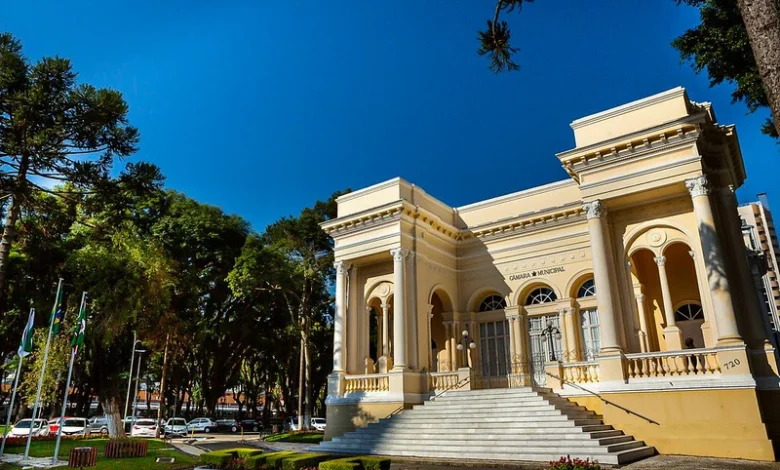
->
[740,196,780,345]
[321,88,780,460]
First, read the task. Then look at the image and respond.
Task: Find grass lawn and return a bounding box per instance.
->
[263,431,324,443]
[1,438,197,469]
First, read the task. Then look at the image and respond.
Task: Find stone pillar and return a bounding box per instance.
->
[390,248,408,370]
[426,304,434,371]
[562,308,578,361]
[452,317,461,369]
[381,302,390,357]
[514,310,529,385]
[654,256,683,350]
[583,200,622,353]
[635,293,649,353]
[685,176,742,345]
[333,260,349,372]
[443,321,452,371]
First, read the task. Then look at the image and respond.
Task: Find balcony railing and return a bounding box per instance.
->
[344,373,390,393]
[429,371,460,391]
[562,361,600,384]
[624,348,721,379]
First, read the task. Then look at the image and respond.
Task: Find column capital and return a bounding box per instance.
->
[688,250,696,260]
[654,255,667,266]
[685,175,710,198]
[582,200,605,219]
[558,307,574,316]
[334,260,351,275]
[390,248,409,262]
[636,293,645,302]
[425,303,434,315]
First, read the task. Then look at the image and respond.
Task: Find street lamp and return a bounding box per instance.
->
[455,330,477,367]
[539,320,562,361]
[131,349,146,423]
[124,336,143,421]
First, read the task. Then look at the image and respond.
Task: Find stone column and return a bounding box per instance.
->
[583,200,622,353]
[333,260,350,372]
[506,313,518,370]
[654,256,683,350]
[426,304,434,371]
[514,310,529,384]
[635,293,649,353]
[390,248,408,370]
[381,302,390,357]
[685,176,742,345]
[562,308,578,361]
[452,317,461,369]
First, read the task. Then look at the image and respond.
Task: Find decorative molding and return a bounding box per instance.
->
[390,248,409,262]
[646,228,667,247]
[583,200,604,220]
[334,260,351,275]
[456,179,576,213]
[569,87,686,129]
[685,175,710,198]
[636,293,645,303]
[654,256,667,266]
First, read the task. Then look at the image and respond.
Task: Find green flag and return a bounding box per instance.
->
[18,309,35,358]
[71,296,87,353]
[49,286,64,335]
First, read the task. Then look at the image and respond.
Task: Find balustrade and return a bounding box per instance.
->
[429,371,460,391]
[344,373,390,393]
[561,361,600,384]
[624,348,720,379]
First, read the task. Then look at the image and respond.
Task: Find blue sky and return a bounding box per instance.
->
[4,1,778,230]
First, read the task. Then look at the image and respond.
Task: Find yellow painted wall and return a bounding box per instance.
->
[569,389,775,461]
[324,402,405,441]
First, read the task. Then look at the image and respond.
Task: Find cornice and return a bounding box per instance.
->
[335,177,404,203]
[570,87,686,129]
[460,202,585,241]
[455,179,576,213]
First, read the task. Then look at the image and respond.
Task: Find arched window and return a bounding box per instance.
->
[478,295,507,312]
[675,303,704,322]
[525,287,557,306]
[577,279,596,298]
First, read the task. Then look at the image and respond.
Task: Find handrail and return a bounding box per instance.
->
[545,371,660,425]
[624,347,718,359]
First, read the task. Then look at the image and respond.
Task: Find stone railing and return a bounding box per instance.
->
[429,371,460,391]
[624,348,721,379]
[562,361,600,384]
[344,373,390,393]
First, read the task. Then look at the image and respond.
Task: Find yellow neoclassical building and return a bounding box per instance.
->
[320,87,780,461]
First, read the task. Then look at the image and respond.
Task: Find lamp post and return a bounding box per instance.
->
[539,320,562,361]
[124,336,143,421]
[131,349,146,423]
[455,330,477,368]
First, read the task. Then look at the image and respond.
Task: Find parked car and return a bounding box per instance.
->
[283,417,300,431]
[47,417,71,435]
[310,417,326,431]
[163,417,188,437]
[9,419,49,437]
[186,417,217,433]
[240,419,261,432]
[215,418,239,433]
[130,418,158,438]
[58,418,89,436]
[88,416,109,435]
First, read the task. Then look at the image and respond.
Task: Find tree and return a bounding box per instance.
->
[477,0,534,73]
[674,0,779,138]
[0,32,139,302]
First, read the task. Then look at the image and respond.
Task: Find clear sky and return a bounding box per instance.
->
[3,1,778,230]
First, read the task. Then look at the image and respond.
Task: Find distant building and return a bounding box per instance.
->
[739,195,780,343]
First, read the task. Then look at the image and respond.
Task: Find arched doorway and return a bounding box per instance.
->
[523,285,562,387]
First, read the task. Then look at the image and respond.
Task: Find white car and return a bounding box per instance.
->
[130,418,158,438]
[284,417,300,431]
[311,417,326,431]
[9,419,49,437]
[163,417,188,437]
[186,417,217,433]
[58,418,89,436]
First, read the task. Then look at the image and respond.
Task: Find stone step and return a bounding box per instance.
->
[332,434,635,447]
[343,428,624,441]
[403,405,596,415]
[416,398,580,410]
[355,424,616,437]
[322,438,645,453]
[317,444,656,465]
[441,387,540,396]
[386,414,600,424]
[366,421,604,431]
[423,395,548,406]
[438,392,544,402]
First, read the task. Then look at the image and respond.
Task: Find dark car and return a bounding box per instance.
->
[239,419,261,432]
[215,419,240,433]
[88,416,109,436]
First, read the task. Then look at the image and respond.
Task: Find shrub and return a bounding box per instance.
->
[548,456,601,470]
[281,453,335,470]
[319,456,391,470]
[201,448,265,469]
[258,451,297,469]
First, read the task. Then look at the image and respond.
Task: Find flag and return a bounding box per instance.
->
[71,296,87,354]
[49,286,64,335]
[18,309,35,358]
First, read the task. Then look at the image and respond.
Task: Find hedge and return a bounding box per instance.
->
[280,453,335,470]
[200,448,264,468]
[260,451,297,469]
[319,456,392,470]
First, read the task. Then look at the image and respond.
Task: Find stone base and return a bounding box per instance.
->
[324,401,406,441]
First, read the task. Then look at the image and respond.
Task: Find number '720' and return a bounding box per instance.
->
[723,358,741,370]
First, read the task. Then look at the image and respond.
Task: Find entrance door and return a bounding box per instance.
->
[528,315,563,387]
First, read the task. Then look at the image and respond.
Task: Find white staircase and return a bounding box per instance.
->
[319,387,655,465]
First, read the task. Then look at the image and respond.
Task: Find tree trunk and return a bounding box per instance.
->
[101,397,125,438]
[0,154,29,302]
[739,0,780,136]
[297,337,304,431]
[303,332,312,431]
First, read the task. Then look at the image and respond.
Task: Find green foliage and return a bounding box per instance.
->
[200,448,263,468]
[477,1,534,73]
[319,456,391,470]
[672,0,778,138]
[19,327,71,406]
[263,432,324,443]
[264,451,297,469]
[280,453,334,470]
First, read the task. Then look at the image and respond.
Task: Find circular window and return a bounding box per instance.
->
[525,287,557,306]
[478,295,507,312]
[674,303,704,322]
[577,279,596,298]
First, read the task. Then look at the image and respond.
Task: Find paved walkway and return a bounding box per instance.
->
[0,454,67,468]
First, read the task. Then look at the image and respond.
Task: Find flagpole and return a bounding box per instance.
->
[52,291,85,463]
[0,341,27,458]
[24,278,63,461]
